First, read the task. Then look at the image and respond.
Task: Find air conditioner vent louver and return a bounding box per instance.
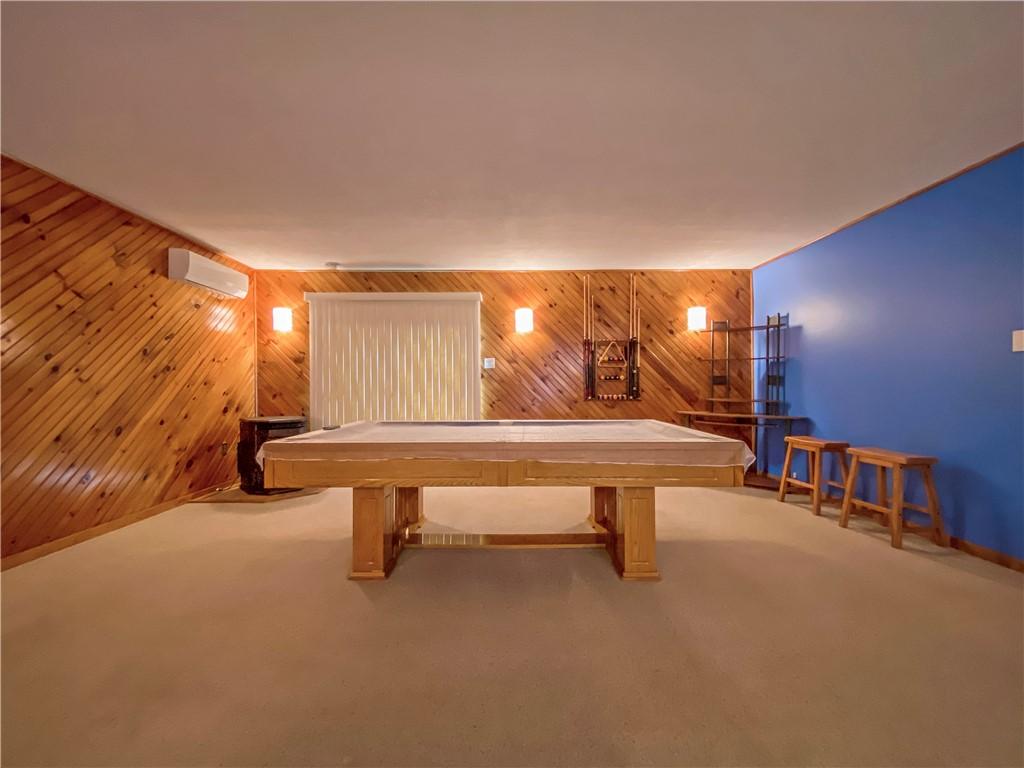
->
[167,248,248,299]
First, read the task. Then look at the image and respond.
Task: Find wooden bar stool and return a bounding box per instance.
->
[839,447,948,549]
[778,436,850,515]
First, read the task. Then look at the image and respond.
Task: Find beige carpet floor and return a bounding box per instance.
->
[2,486,1022,767]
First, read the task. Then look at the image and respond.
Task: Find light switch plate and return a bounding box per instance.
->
[482,357,496,369]
[1013,330,1024,353]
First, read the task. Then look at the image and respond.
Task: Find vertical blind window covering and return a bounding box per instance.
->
[306,292,482,428]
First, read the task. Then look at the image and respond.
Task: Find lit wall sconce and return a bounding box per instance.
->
[515,307,534,333]
[687,306,707,331]
[272,307,293,332]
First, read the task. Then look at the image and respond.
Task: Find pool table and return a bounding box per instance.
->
[260,419,754,581]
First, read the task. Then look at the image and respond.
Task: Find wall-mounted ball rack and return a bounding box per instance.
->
[583,274,641,401]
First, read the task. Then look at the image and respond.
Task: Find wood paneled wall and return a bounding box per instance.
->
[1,157,255,561]
[0,156,751,563]
[255,270,752,422]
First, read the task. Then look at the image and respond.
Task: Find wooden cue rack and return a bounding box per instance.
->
[583,274,641,401]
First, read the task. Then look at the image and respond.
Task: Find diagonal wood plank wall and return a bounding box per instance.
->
[1,157,256,560]
[0,157,752,563]
[254,270,752,422]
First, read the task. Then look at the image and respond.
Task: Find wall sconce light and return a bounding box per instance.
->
[687,306,707,331]
[272,307,293,332]
[515,307,534,333]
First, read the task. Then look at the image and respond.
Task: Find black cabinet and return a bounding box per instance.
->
[238,416,307,494]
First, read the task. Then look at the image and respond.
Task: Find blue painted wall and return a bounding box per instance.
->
[753,147,1024,560]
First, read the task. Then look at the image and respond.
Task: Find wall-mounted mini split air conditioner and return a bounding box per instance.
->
[167,248,249,299]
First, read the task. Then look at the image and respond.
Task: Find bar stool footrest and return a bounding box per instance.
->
[853,498,892,514]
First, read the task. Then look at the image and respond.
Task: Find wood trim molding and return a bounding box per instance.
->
[763,473,1024,573]
[949,537,1024,574]
[0,481,233,571]
[304,291,483,302]
[754,142,1024,270]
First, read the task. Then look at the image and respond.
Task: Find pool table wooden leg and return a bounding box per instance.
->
[601,486,660,581]
[590,486,616,530]
[350,486,403,580]
[395,486,423,530]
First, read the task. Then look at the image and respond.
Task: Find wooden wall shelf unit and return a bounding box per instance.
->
[583,274,641,402]
[680,313,798,483]
[706,314,788,410]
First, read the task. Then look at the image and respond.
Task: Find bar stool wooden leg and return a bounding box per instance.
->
[876,465,888,508]
[922,466,949,547]
[833,452,849,503]
[839,456,860,528]
[811,447,824,516]
[778,442,794,501]
[890,466,904,549]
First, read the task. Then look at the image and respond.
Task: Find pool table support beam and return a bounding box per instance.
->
[350,486,425,579]
[350,482,661,581]
[264,458,742,581]
[350,487,397,580]
[592,486,660,580]
[395,486,423,529]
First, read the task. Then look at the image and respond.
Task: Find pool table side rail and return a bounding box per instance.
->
[259,434,754,469]
[263,457,746,489]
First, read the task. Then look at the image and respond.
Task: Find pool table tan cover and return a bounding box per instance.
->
[259,419,754,475]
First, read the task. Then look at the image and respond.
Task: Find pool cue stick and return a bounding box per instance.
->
[590,276,593,339]
[637,307,641,367]
[630,274,638,339]
[634,280,641,398]
[585,274,593,397]
[633,273,638,338]
[630,273,634,338]
[589,283,594,340]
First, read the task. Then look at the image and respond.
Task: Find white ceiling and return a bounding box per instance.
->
[2,2,1021,271]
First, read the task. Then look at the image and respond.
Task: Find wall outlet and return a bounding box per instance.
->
[482,357,496,369]
[1013,330,1024,353]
